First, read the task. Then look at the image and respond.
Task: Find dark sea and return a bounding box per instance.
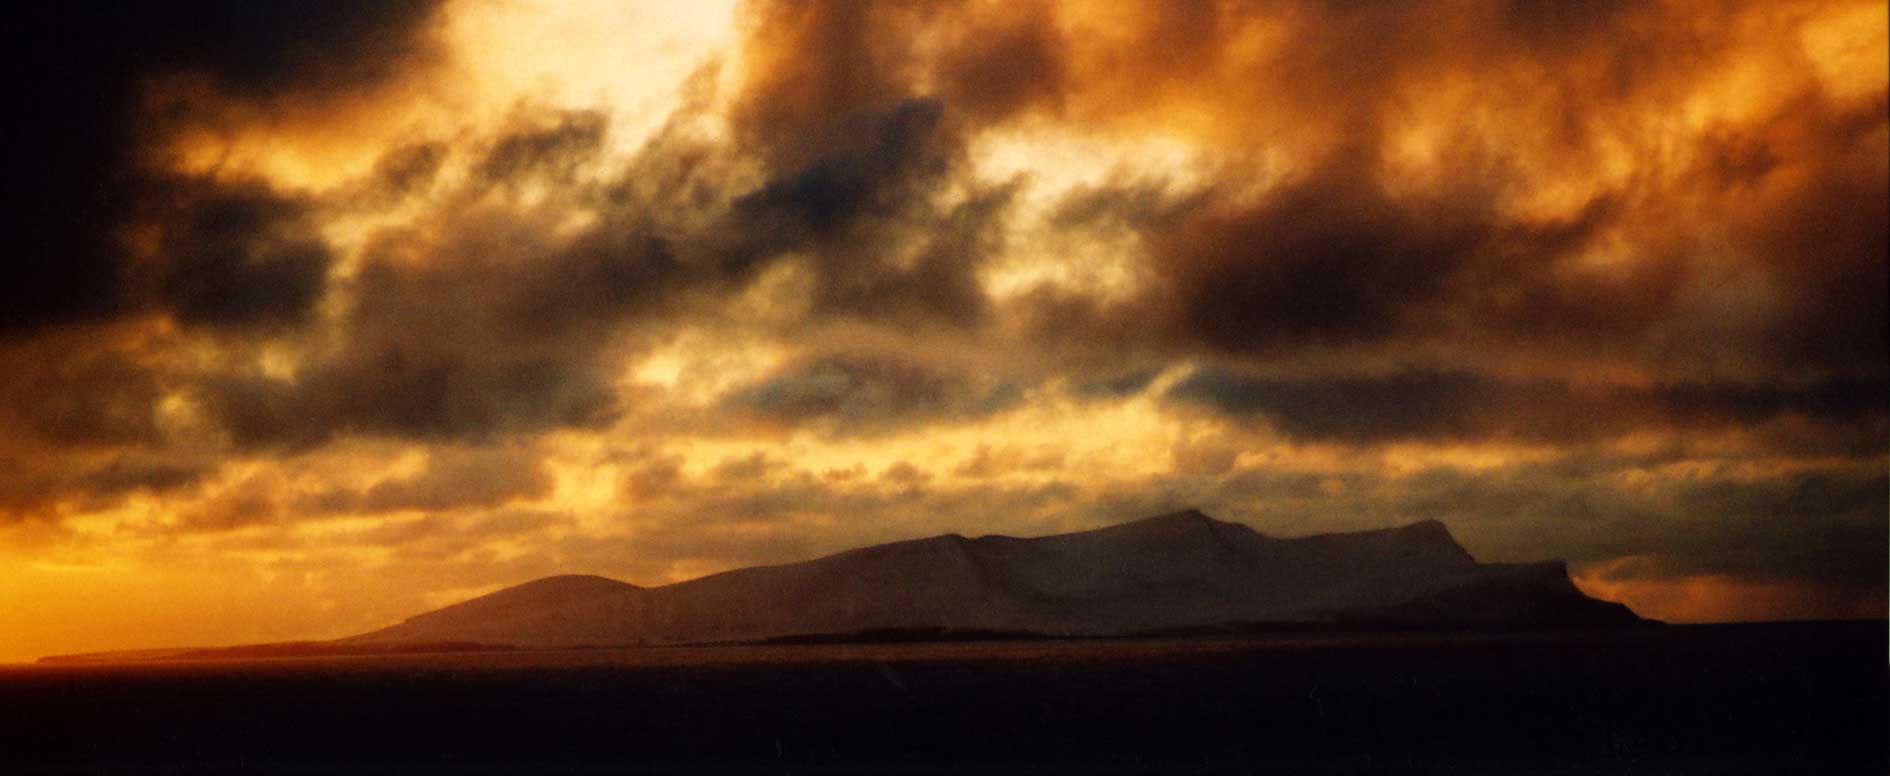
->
[2,622,1883,774]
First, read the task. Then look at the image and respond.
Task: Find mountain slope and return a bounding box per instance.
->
[349,510,1640,648]
[353,574,644,647]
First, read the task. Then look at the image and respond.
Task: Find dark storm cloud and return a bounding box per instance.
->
[730,0,1070,160]
[803,179,1011,328]
[1166,368,1889,445]
[940,1,1882,382]
[1368,460,1889,592]
[0,461,71,520]
[5,7,149,334]
[723,0,1062,326]
[0,2,443,337]
[1071,370,1162,401]
[0,331,203,523]
[714,7,1056,331]
[0,452,212,521]
[1022,91,1881,377]
[725,98,1003,328]
[730,0,1887,394]
[1167,369,1523,443]
[204,350,617,452]
[1721,92,1890,372]
[4,350,164,448]
[186,104,787,448]
[173,99,726,448]
[1440,195,1684,344]
[1655,468,1888,586]
[200,250,632,449]
[1151,158,1493,352]
[733,99,949,242]
[726,351,1023,436]
[730,1,937,169]
[72,456,209,500]
[1020,145,1678,365]
[193,87,1027,448]
[122,1,443,99]
[1494,0,1636,45]
[932,3,1069,124]
[144,180,333,329]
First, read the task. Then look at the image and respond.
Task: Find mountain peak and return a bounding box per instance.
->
[1383,519,1476,563]
[1089,508,1235,542]
[1133,508,1218,527]
[493,574,643,597]
[1395,518,1451,538]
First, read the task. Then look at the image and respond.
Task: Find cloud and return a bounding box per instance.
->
[323,444,553,515]
[125,1,444,100]
[1070,369,1161,401]
[188,109,696,448]
[364,141,450,203]
[725,350,1023,436]
[932,3,1069,124]
[143,180,334,329]
[1712,90,1890,371]
[181,93,1018,448]
[734,100,949,238]
[71,456,210,502]
[1148,157,1496,352]
[728,1,937,169]
[975,0,1885,381]
[1378,459,1889,593]
[197,229,637,447]
[728,98,1005,328]
[0,453,212,522]
[1166,367,1888,446]
[474,110,610,187]
[4,349,164,448]
[0,2,444,337]
[954,444,1066,479]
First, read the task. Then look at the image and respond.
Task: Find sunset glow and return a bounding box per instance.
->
[1,0,1884,663]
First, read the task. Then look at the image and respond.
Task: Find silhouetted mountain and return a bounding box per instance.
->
[347,511,1641,648]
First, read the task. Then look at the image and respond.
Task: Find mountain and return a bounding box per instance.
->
[347,511,1641,648]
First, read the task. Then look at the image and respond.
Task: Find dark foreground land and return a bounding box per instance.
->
[2,622,1883,774]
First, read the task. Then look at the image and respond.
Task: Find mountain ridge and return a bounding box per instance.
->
[345,510,1642,648]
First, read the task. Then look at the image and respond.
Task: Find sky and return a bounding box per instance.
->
[0,0,1884,662]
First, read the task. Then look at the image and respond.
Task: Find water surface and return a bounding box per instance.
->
[3,622,1883,773]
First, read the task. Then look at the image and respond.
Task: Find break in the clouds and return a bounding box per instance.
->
[0,0,1883,661]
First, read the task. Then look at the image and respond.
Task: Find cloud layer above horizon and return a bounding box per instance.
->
[1,0,1884,659]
